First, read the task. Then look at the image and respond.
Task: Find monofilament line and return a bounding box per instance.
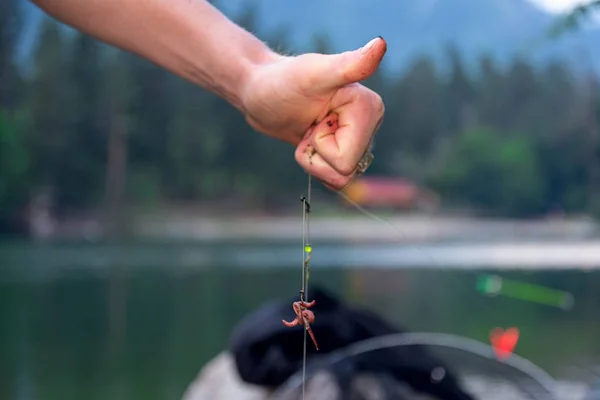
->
[275,332,558,399]
[300,174,312,400]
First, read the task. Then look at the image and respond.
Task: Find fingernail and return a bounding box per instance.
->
[361,37,381,54]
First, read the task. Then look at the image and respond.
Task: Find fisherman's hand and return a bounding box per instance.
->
[241,37,387,190]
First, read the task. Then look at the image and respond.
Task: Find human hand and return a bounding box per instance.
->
[241,37,387,190]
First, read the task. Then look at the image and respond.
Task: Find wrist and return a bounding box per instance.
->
[237,46,286,114]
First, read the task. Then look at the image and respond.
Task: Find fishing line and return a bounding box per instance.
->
[330,187,584,397]
[279,177,574,399]
[273,332,559,400]
[336,190,574,311]
[291,154,571,398]
[299,173,313,400]
[336,190,484,294]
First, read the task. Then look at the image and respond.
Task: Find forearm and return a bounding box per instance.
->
[31,0,279,112]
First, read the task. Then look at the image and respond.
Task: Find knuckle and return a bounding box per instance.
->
[294,149,303,165]
[371,92,385,117]
[328,174,352,191]
[334,158,355,176]
[294,144,309,165]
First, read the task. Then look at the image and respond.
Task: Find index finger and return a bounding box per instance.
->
[310,85,384,176]
[295,115,354,190]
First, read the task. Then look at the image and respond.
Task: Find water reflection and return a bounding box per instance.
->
[0,242,599,399]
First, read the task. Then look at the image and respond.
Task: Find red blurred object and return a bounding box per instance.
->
[490,327,520,360]
[341,176,439,211]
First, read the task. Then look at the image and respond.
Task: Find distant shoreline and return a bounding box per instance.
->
[23,203,600,243]
[133,214,599,243]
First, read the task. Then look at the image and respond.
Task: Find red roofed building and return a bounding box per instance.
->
[341,176,440,212]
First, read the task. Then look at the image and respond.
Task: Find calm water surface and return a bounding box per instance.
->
[1,241,599,400]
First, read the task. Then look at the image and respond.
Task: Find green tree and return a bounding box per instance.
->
[431,127,546,217]
[60,32,107,208]
[126,55,175,204]
[548,0,600,38]
[0,0,22,111]
[165,76,226,200]
[385,56,443,180]
[498,59,540,133]
[443,46,477,133]
[0,112,30,234]
[27,17,74,213]
[475,53,509,131]
[103,50,136,234]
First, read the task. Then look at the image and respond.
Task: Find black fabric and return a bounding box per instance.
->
[229,285,475,400]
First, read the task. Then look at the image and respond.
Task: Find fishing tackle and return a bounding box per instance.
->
[282,300,319,350]
[282,150,317,400]
[283,134,375,399]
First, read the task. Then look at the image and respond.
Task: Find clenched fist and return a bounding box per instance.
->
[241,37,387,189]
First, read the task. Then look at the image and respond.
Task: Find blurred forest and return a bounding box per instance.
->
[2,1,600,236]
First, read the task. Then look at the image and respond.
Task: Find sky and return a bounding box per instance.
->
[528,0,591,13]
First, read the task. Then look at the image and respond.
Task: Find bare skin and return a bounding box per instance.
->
[31,0,386,189]
[282,300,319,350]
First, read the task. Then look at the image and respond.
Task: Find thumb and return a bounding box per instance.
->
[304,36,387,92]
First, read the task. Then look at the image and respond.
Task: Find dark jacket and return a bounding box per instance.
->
[229,286,475,400]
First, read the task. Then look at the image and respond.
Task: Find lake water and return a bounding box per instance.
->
[1,241,599,400]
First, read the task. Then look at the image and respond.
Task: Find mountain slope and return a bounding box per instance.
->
[19,0,600,73]
[215,0,600,73]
